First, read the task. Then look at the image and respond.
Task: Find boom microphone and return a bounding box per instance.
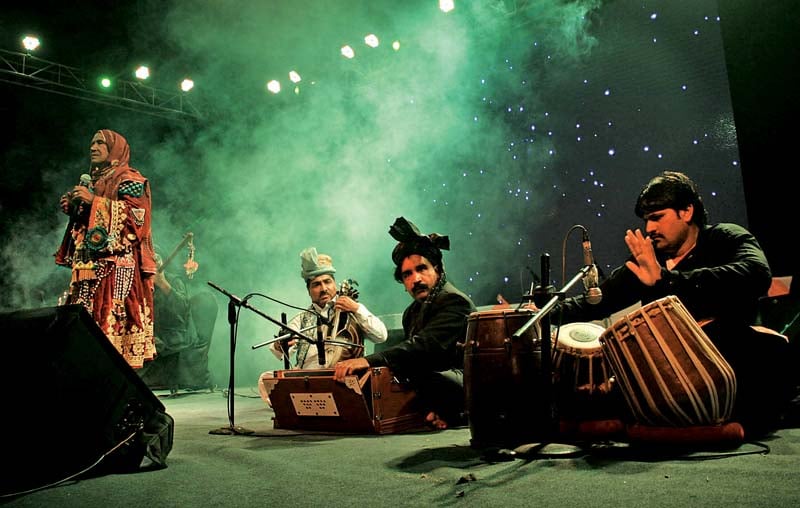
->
[582,229,603,305]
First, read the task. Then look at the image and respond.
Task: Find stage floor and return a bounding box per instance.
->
[4,386,800,507]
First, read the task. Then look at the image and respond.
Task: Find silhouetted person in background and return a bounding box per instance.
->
[138,249,217,392]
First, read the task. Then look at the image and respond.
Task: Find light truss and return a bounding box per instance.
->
[0,49,202,122]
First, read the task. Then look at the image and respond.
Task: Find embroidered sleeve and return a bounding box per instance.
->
[88,182,148,256]
[118,180,145,198]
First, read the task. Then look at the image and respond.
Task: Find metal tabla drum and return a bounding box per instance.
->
[463,308,546,448]
[551,322,622,421]
[599,296,737,426]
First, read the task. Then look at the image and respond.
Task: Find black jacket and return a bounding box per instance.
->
[366,281,476,376]
[558,222,772,327]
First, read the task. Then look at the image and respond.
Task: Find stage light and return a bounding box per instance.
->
[180,78,194,92]
[22,36,40,52]
[364,34,379,48]
[439,0,455,13]
[134,65,150,80]
[341,45,355,59]
[392,40,401,51]
[98,76,113,89]
[266,80,281,94]
[289,70,301,83]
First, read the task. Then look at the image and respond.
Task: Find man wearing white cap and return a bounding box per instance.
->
[269,247,387,369]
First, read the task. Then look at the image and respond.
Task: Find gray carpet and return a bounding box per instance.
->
[3,386,800,507]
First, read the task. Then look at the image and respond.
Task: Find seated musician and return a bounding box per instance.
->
[138,248,216,392]
[267,247,388,370]
[540,171,796,435]
[334,217,477,430]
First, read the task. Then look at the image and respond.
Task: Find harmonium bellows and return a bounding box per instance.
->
[261,367,427,434]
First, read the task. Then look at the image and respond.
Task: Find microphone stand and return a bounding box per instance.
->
[512,263,593,339]
[251,326,358,351]
[206,281,318,435]
[280,313,290,369]
[206,282,253,435]
[509,254,594,456]
[251,312,362,359]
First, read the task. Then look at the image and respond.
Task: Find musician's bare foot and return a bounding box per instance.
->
[426,412,448,430]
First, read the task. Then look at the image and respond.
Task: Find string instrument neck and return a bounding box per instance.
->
[327,279,357,341]
[321,279,363,367]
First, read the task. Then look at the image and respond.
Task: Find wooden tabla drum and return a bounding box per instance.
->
[599,296,737,426]
[552,322,621,421]
[463,308,547,448]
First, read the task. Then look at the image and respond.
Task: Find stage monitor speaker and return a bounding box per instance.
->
[0,305,174,495]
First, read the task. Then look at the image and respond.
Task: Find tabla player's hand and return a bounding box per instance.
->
[333,357,369,382]
[624,228,662,286]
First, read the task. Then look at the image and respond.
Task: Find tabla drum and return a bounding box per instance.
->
[599,296,737,427]
[463,308,546,449]
[551,322,621,421]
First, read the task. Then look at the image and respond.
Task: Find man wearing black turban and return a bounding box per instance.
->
[334,217,476,429]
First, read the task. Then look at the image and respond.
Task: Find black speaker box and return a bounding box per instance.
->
[0,305,173,495]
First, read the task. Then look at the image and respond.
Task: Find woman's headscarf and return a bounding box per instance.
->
[90,129,131,179]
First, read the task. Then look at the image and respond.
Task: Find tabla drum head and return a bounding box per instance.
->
[553,322,605,351]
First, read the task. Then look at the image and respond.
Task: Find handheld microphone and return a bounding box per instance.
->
[582,229,603,305]
[69,174,93,216]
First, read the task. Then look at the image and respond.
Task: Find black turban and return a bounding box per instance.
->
[389,217,450,268]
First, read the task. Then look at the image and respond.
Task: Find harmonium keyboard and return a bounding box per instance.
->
[260,367,427,434]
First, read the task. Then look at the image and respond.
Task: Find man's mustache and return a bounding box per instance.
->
[412,283,429,293]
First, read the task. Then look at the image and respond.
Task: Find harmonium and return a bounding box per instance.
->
[260,367,428,434]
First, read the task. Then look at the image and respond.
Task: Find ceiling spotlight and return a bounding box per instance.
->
[134,65,150,80]
[340,45,355,59]
[289,70,302,83]
[364,34,379,48]
[180,78,194,92]
[392,40,401,51]
[266,80,281,94]
[439,0,455,13]
[22,36,40,51]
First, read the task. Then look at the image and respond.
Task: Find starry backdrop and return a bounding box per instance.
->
[0,0,750,383]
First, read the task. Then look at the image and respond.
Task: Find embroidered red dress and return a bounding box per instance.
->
[55,130,157,368]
